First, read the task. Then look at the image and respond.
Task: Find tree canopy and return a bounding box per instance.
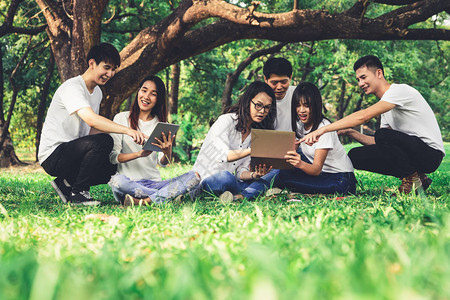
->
[31,0,450,116]
[0,0,449,166]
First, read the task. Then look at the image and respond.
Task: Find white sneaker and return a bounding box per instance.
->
[219,191,234,203]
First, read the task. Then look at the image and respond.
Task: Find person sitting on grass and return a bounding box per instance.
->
[38,43,147,206]
[300,55,445,194]
[192,81,279,202]
[276,82,356,195]
[108,75,200,206]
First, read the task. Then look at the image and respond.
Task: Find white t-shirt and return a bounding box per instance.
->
[109,112,165,181]
[193,113,250,181]
[38,75,102,163]
[380,84,445,155]
[274,86,296,131]
[298,119,354,174]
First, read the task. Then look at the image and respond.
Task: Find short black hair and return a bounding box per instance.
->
[86,43,121,68]
[263,57,292,79]
[353,55,384,75]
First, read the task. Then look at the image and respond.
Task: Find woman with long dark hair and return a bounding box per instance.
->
[192,81,278,201]
[109,75,200,205]
[278,82,356,194]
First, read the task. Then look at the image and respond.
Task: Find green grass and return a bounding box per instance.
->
[0,144,449,300]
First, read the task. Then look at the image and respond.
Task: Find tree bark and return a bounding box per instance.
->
[35,0,109,81]
[221,42,287,112]
[35,50,55,161]
[168,63,180,116]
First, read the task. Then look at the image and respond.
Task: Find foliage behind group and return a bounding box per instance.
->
[1,1,448,163]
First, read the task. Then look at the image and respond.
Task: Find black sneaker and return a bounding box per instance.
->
[51,177,71,203]
[68,190,101,206]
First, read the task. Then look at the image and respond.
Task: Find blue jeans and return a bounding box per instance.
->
[276,169,356,195]
[201,169,279,199]
[109,171,200,204]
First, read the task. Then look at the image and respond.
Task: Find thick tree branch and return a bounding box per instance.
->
[102,0,449,117]
[32,0,448,117]
[0,0,47,37]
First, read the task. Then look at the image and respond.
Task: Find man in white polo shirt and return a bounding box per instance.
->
[39,43,146,205]
[300,55,445,194]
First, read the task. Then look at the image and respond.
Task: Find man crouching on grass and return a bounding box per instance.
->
[300,55,445,195]
[38,43,146,206]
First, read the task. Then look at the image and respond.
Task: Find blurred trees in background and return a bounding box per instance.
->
[1,0,449,166]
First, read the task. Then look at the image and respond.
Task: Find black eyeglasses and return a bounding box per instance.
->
[251,100,272,113]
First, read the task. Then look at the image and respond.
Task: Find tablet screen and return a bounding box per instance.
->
[142,122,180,152]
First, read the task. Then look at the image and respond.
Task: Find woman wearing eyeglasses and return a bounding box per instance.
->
[192,81,278,201]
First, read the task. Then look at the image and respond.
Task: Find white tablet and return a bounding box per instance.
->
[142,122,180,152]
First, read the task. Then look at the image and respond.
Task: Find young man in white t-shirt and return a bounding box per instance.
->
[300,55,445,194]
[263,57,296,131]
[38,43,146,205]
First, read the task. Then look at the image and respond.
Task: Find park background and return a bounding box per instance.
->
[1,0,449,299]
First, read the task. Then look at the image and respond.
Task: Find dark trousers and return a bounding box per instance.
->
[41,134,117,192]
[348,128,444,178]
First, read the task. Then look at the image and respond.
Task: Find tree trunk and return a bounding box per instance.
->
[0,36,44,167]
[0,45,24,167]
[337,80,352,120]
[0,126,24,167]
[35,50,55,161]
[353,92,365,113]
[35,0,109,82]
[0,45,5,124]
[300,42,315,82]
[168,63,180,116]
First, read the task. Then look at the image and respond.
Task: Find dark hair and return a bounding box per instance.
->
[353,55,384,75]
[291,82,325,136]
[226,81,276,133]
[129,75,167,131]
[263,57,292,79]
[86,43,121,68]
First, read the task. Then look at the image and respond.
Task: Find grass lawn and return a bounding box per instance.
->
[0,144,449,299]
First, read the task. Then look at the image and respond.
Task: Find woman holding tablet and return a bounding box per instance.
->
[109,75,200,205]
[193,81,278,201]
[278,82,356,194]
